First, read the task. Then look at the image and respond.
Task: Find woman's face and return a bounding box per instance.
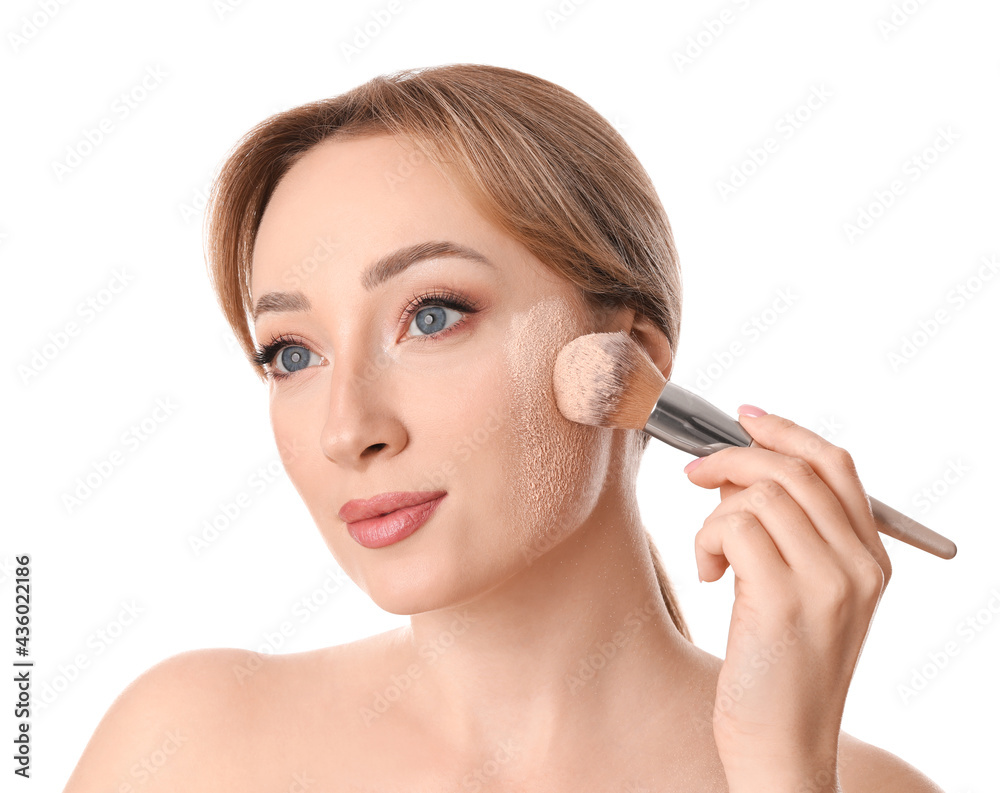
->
[251,134,628,614]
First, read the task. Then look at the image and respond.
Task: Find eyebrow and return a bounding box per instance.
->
[252,240,493,322]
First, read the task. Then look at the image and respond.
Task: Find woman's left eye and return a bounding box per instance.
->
[405,304,465,338]
[401,290,479,340]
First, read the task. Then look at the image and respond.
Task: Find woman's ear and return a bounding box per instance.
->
[627,313,673,380]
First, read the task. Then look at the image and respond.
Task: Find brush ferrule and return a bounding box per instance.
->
[644,381,753,456]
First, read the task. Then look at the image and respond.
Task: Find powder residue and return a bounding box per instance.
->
[499,295,612,551]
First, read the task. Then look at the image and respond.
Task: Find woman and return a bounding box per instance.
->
[64,64,944,792]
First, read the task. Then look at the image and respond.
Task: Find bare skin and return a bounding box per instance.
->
[224,634,732,791]
[61,639,938,792]
[63,134,944,792]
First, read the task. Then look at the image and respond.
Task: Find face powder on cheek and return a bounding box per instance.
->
[498,295,612,554]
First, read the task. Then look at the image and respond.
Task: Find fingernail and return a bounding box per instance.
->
[737,404,767,418]
[683,457,704,474]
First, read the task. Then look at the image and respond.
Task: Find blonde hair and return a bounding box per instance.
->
[204,63,690,642]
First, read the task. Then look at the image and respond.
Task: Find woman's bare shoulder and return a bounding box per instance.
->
[672,648,945,793]
[62,647,261,792]
[62,634,402,792]
[838,731,946,793]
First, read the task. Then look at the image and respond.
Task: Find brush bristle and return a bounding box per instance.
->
[553,331,666,429]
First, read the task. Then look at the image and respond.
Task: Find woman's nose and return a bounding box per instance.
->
[319,359,407,470]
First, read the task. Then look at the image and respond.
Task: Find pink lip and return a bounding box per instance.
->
[340,491,447,549]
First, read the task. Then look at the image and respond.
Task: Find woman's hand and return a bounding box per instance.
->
[683,405,892,793]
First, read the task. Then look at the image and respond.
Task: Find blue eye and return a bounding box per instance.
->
[407,304,463,337]
[251,289,482,382]
[251,334,324,381]
[401,288,480,341]
[275,345,314,375]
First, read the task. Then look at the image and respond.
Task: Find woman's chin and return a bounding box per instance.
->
[354,557,510,617]
[363,579,474,617]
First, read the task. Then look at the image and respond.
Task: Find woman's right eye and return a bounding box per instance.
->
[272,345,318,377]
[252,336,325,381]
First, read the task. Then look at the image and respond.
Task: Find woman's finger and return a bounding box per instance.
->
[735,409,892,586]
[694,509,791,585]
[688,444,857,556]
[697,477,839,578]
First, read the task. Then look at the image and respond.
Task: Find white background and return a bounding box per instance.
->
[3,0,998,789]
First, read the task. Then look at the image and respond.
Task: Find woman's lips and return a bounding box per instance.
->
[339,490,448,523]
[344,493,447,549]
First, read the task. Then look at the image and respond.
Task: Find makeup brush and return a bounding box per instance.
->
[553,331,958,560]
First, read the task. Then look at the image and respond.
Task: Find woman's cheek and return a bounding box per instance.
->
[268,392,326,516]
[498,295,612,553]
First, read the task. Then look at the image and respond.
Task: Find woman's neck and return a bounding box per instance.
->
[391,487,703,765]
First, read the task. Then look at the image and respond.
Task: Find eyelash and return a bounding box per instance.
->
[252,288,482,381]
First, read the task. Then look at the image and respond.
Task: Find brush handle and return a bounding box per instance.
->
[645,382,957,560]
